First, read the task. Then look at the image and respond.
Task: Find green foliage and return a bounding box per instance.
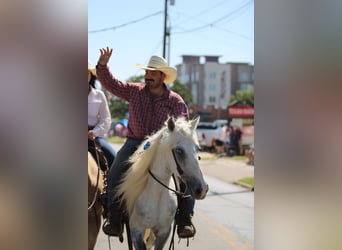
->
[229,89,254,105]
[127,75,144,82]
[107,96,128,119]
[170,79,193,106]
[107,136,126,143]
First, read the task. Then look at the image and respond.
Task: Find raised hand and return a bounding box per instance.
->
[98,47,113,66]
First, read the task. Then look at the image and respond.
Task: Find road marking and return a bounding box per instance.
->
[197,210,254,250]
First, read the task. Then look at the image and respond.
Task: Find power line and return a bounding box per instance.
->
[172,1,252,35]
[88,11,163,34]
[172,0,228,27]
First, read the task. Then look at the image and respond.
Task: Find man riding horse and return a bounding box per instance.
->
[96,47,197,239]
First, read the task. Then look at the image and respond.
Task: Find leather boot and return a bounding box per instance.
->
[176,214,196,238]
[102,211,123,237]
[175,196,196,238]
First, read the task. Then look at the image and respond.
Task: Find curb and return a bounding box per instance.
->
[233,181,254,190]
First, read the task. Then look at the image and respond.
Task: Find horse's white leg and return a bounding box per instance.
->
[153,195,176,250]
[144,229,156,250]
[130,210,148,250]
[131,226,147,250]
[153,225,172,250]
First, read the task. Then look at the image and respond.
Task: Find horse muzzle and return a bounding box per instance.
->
[193,183,209,200]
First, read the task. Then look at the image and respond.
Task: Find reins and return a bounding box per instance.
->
[148,170,189,198]
[147,149,191,198]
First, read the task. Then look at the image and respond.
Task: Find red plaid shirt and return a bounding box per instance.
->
[97,64,189,139]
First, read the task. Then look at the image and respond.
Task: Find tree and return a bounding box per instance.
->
[107,96,128,120]
[170,79,193,106]
[229,89,254,105]
[127,75,144,82]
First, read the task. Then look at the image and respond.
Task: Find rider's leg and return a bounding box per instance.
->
[96,136,116,169]
[88,139,97,162]
[175,180,196,238]
[103,138,143,236]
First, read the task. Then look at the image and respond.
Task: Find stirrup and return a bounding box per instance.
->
[177,221,196,239]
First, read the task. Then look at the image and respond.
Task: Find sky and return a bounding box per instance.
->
[88,0,254,81]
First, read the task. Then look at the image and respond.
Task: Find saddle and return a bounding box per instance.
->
[88,139,109,172]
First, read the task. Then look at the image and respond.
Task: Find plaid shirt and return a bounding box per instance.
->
[97,64,189,139]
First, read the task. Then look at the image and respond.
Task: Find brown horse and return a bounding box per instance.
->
[88,152,104,250]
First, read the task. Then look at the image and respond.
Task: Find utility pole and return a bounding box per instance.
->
[163,0,174,63]
[163,0,168,59]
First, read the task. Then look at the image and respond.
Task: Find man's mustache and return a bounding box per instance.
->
[145,79,154,82]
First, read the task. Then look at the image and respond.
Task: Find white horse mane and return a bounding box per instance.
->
[116,117,197,215]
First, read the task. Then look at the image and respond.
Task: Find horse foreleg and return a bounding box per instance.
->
[131,227,147,250]
[153,226,172,250]
[144,229,156,250]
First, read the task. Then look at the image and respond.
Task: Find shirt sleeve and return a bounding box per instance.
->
[93,90,111,137]
[96,64,131,101]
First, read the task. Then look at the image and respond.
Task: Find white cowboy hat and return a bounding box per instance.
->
[135,55,177,84]
[88,61,97,76]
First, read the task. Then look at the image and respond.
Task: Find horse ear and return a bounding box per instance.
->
[167,117,175,132]
[190,116,200,130]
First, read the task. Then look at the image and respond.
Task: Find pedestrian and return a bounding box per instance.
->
[247,144,254,165]
[227,125,242,156]
[215,123,228,156]
[88,61,116,170]
[96,47,196,239]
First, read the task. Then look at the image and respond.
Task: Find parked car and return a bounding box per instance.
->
[196,121,224,150]
[196,119,254,154]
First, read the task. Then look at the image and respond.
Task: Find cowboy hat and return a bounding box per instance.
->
[88,61,97,76]
[135,55,177,83]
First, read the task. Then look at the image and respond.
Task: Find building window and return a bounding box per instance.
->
[209,72,216,79]
[239,72,249,82]
[208,83,216,91]
[240,83,253,91]
[209,96,216,103]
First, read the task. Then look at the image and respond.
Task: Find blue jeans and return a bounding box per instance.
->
[96,137,116,168]
[88,137,116,170]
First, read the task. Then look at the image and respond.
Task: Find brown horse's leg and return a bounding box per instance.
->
[88,205,102,250]
[88,152,104,250]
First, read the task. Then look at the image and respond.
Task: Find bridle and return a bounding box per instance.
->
[148,148,192,198]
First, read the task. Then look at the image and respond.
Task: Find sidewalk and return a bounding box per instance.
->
[198,151,254,188]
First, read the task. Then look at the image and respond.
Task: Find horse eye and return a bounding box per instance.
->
[198,156,201,160]
[174,147,184,156]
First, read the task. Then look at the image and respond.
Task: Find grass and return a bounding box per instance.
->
[107,136,126,144]
[237,177,254,187]
[232,155,248,161]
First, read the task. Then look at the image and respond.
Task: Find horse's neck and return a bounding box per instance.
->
[146,155,173,195]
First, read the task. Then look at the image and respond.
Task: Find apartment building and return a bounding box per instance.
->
[176,55,254,121]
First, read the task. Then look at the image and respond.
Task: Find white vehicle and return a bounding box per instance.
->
[196,119,254,153]
[196,120,227,149]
